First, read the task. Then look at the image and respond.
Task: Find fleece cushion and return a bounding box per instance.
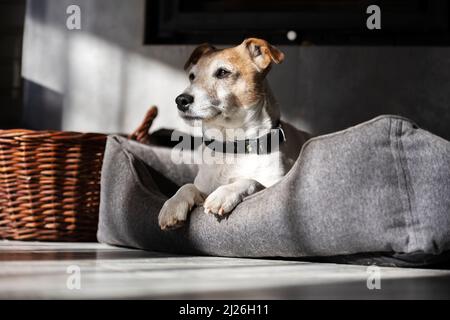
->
[97,115,450,266]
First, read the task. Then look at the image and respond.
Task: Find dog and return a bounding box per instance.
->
[158,38,310,230]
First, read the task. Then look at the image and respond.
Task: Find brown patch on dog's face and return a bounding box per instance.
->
[184,43,216,71]
[177,38,284,126]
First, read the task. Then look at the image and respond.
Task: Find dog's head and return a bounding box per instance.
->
[176,38,284,127]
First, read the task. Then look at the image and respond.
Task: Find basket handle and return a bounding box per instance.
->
[128,106,158,144]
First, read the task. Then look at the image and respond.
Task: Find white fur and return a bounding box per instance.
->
[158,50,309,230]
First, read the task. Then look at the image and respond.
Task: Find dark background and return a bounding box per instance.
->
[0,0,25,129]
[2,0,450,140]
[146,0,450,45]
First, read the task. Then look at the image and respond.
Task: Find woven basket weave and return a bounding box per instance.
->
[0,106,158,242]
[0,130,107,241]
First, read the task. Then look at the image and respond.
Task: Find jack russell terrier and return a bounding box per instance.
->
[158,38,310,230]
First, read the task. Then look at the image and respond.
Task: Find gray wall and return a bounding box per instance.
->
[22,0,450,139]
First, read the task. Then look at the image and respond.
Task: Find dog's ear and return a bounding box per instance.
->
[184,43,216,71]
[242,38,285,71]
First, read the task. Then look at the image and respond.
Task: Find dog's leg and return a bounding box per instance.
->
[203,179,264,216]
[158,184,205,230]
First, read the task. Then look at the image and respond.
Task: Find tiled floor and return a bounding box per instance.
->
[1,240,450,299]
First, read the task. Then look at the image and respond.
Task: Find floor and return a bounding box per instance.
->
[1,240,450,299]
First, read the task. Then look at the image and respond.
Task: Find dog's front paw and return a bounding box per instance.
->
[203,186,242,217]
[158,199,190,230]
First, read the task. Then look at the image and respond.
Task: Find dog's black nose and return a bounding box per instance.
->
[176,94,194,112]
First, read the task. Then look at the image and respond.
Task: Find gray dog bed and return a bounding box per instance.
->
[97,115,450,267]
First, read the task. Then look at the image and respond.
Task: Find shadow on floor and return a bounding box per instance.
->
[151,274,450,300]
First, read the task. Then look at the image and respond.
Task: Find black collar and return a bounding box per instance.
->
[203,124,286,155]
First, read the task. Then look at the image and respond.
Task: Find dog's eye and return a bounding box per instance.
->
[189,73,195,81]
[214,68,231,79]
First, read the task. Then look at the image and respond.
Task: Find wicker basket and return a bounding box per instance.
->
[0,106,157,242]
[0,130,107,241]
